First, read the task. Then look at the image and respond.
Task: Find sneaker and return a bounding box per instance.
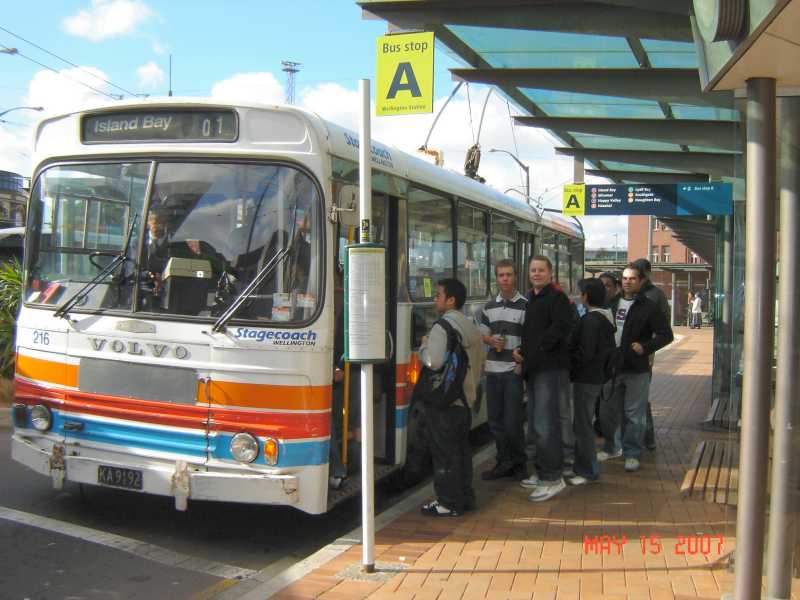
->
[520,475,540,489]
[481,462,515,481]
[567,475,597,486]
[562,467,576,478]
[597,449,623,462]
[528,478,567,502]
[420,500,461,517]
[646,442,657,451]
[624,458,640,472]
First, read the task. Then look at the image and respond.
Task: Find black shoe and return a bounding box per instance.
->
[647,442,657,451]
[481,462,514,481]
[420,500,461,517]
[512,463,529,480]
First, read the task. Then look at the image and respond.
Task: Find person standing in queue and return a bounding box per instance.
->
[513,256,574,502]
[568,278,616,485]
[477,259,528,481]
[418,279,484,516]
[631,258,669,451]
[598,264,673,472]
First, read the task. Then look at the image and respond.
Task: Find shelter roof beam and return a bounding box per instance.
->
[584,169,710,183]
[450,68,734,108]
[555,147,737,175]
[514,116,740,151]
[360,2,692,41]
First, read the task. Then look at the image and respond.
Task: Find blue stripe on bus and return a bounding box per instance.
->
[396,405,409,428]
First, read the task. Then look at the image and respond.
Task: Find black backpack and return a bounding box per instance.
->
[570,311,620,383]
[411,317,470,410]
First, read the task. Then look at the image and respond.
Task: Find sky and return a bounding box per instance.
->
[0,0,626,248]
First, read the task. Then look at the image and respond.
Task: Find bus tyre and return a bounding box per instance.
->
[401,401,432,487]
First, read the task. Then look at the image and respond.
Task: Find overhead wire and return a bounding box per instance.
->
[2,44,121,101]
[465,83,475,144]
[0,25,140,98]
[506,99,525,193]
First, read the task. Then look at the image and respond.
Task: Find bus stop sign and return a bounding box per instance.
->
[562,182,733,216]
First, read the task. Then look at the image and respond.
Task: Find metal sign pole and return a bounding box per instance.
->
[357,78,375,573]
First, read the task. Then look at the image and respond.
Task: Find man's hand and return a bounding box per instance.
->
[631,342,645,355]
[512,348,524,363]
[484,335,504,352]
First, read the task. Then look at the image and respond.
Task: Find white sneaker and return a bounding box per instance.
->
[625,458,640,472]
[520,475,540,489]
[528,478,566,502]
[597,449,623,462]
[562,467,576,478]
[567,475,596,486]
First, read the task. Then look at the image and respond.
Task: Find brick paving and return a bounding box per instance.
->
[270,328,799,600]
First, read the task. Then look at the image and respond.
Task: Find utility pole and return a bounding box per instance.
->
[282,60,301,105]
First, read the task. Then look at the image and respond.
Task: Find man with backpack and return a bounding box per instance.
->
[598,264,673,472]
[568,278,616,485]
[417,278,484,517]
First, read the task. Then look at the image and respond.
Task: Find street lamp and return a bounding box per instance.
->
[490,148,530,206]
[0,106,44,120]
[0,48,18,55]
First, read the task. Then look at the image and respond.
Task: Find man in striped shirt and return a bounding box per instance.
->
[478,258,528,481]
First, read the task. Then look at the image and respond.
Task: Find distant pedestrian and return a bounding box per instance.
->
[418,279,484,516]
[598,264,674,472]
[691,291,703,328]
[513,256,574,502]
[599,271,621,308]
[477,259,528,481]
[567,278,616,486]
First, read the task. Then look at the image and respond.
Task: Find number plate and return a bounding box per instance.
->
[97,465,143,490]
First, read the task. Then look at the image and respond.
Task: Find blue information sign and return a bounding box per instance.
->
[569,182,733,216]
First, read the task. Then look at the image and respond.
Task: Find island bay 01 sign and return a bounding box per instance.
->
[562,182,733,216]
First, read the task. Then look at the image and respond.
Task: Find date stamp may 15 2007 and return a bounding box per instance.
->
[583,534,725,556]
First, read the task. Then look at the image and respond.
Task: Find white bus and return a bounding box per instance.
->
[11,99,584,514]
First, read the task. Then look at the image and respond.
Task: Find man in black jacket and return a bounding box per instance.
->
[598,263,673,472]
[512,256,574,502]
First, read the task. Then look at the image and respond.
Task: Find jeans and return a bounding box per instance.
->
[572,382,603,480]
[486,371,526,468]
[428,402,474,512]
[526,369,565,482]
[599,371,651,459]
[560,370,575,463]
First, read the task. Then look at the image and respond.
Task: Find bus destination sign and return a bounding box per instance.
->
[82,109,238,143]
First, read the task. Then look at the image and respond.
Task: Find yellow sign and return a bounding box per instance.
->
[563,184,586,216]
[376,32,434,116]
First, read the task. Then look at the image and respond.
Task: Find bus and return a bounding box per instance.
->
[11,99,584,514]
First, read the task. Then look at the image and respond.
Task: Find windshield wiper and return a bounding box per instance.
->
[54,214,139,320]
[212,242,294,333]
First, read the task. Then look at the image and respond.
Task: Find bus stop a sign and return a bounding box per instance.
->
[376,32,434,116]
[562,182,733,216]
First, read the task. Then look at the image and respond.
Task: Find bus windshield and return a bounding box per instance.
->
[26,161,322,324]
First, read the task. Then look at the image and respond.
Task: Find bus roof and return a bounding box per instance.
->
[32,97,582,239]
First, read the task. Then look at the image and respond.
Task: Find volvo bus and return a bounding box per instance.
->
[11,99,584,514]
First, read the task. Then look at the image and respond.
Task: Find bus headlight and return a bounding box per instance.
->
[263,437,279,466]
[31,404,53,431]
[230,432,259,463]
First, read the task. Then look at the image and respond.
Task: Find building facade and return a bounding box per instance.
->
[628,215,712,325]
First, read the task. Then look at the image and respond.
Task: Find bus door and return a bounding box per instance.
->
[517,231,535,293]
[334,190,397,466]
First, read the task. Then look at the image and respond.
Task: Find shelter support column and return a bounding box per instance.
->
[733,77,777,600]
[765,95,800,600]
[573,154,584,184]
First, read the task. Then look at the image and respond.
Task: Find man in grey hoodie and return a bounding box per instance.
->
[418,278,484,517]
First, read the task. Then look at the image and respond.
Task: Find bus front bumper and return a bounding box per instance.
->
[11,433,301,510]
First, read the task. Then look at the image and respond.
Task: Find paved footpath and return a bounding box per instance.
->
[266,328,800,600]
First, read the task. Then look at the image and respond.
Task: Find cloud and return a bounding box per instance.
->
[210,72,285,105]
[136,61,165,89]
[63,0,154,42]
[26,66,113,113]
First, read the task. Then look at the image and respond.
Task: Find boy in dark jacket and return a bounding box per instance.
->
[568,278,616,485]
[599,264,673,472]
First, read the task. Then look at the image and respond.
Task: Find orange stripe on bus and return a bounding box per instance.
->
[16,353,79,388]
[200,379,332,411]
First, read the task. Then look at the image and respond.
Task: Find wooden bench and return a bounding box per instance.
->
[680,439,740,505]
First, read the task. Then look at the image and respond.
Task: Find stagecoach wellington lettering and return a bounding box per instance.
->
[234,328,318,346]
